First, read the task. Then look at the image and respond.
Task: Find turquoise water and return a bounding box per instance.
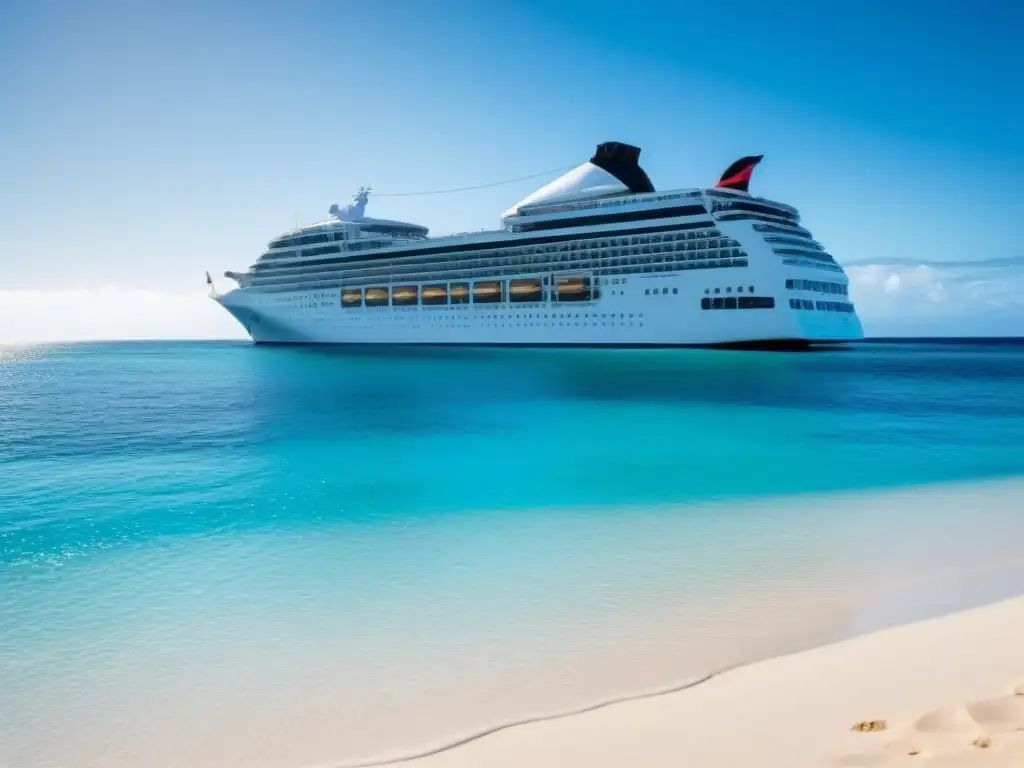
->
[2,340,1024,767]
[3,341,1024,564]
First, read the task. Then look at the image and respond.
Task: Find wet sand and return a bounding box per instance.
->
[371,597,1024,768]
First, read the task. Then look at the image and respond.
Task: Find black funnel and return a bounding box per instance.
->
[590,142,655,193]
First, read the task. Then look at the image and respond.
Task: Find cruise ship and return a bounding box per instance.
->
[213,142,863,348]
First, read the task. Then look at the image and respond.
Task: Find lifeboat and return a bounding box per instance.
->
[450,282,470,304]
[365,287,389,306]
[472,281,503,303]
[422,284,448,305]
[554,276,592,302]
[392,285,418,306]
[509,278,543,302]
[341,288,363,307]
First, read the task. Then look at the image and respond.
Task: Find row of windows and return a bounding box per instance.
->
[711,200,799,222]
[781,257,845,274]
[268,226,424,252]
[361,224,428,238]
[772,247,837,264]
[252,221,717,276]
[517,189,703,219]
[255,226,727,276]
[259,238,743,276]
[252,236,746,286]
[269,232,336,249]
[250,238,752,292]
[817,301,856,313]
[753,222,813,238]
[715,212,798,226]
[343,240,390,252]
[786,279,848,295]
[344,309,643,320]
[301,244,341,258]
[259,240,394,263]
[705,285,756,295]
[788,298,856,313]
[341,277,598,308]
[700,296,776,310]
[249,257,751,295]
[253,253,749,293]
[338,316,647,331]
[765,235,824,251]
[512,204,708,233]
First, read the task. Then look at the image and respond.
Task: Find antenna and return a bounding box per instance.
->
[294,212,298,229]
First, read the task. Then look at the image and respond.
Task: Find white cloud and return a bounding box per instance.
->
[846,257,1024,336]
[0,286,246,344]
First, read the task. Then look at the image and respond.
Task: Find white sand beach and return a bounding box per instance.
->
[371,596,1024,768]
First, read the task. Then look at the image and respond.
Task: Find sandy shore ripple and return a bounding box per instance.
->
[366,596,1024,768]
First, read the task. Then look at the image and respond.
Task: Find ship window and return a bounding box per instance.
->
[711,297,724,309]
[724,297,737,309]
[672,288,678,294]
[739,296,775,309]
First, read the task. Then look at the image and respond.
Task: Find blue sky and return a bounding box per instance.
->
[1,0,1022,340]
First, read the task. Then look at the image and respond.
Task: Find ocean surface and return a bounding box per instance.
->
[2,340,1024,767]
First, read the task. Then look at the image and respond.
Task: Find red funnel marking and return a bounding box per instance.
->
[715,155,763,192]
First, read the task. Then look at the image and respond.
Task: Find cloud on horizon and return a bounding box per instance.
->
[846,256,1024,337]
[0,286,245,344]
[1,258,1022,344]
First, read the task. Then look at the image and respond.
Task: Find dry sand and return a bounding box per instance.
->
[366,596,1024,768]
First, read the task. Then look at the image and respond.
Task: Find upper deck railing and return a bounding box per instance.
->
[511,187,798,221]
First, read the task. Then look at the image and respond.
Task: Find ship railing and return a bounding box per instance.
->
[514,189,704,218]
[428,229,508,242]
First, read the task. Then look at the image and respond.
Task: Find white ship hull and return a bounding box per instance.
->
[217,262,862,348]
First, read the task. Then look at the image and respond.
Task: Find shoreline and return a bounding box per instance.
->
[5,477,1024,768]
[366,596,1024,768]
[325,477,1024,768]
